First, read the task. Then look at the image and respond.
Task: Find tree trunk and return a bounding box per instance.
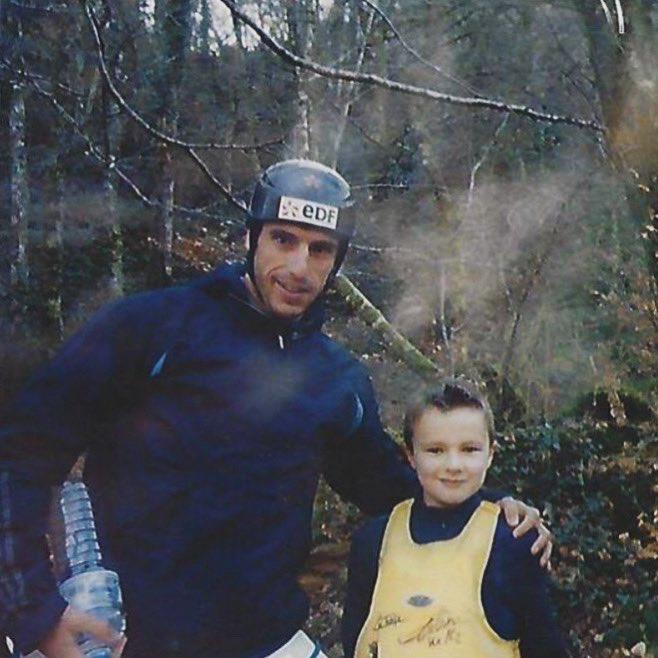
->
[102,83,124,297]
[152,0,194,283]
[198,0,213,56]
[230,3,266,176]
[576,0,658,292]
[8,77,29,294]
[328,6,375,168]
[158,142,175,281]
[49,147,66,341]
[286,0,315,158]
[0,71,11,308]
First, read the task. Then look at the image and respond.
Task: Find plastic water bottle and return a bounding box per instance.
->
[57,481,125,657]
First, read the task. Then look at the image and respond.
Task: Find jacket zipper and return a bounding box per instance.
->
[278,334,284,350]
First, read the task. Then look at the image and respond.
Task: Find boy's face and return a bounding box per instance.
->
[409,406,493,509]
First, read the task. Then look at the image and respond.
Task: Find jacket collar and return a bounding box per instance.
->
[413,490,484,525]
[192,261,326,336]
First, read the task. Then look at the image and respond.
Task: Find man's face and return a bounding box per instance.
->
[250,222,339,320]
[409,406,493,509]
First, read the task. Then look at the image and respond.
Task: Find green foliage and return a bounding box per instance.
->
[490,420,657,656]
[308,413,658,658]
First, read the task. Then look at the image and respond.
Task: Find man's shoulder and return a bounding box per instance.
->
[98,284,202,322]
[316,332,367,374]
[122,284,192,305]
[74,282,226,358]
[114,264,239,313]
[318,331,354,357]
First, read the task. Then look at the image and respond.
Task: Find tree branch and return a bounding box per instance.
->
[0,60,85,97]
[498,185,582,391]
[218,0,604,132]
[82,0,248,212]
[21,66,240,227]
[352,183,425,191]
[36,56,436,380]
[83,4,281,150]
[358,0,482,97]
[334,274,441,377]
[612,0,625,35]
[8,0,67,14]
[21,36,441,382]
[436,261,454,376]
[467,113,510,209]
[597,0,615,30]
[328,4,375,168]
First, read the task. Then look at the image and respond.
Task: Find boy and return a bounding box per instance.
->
[342,379,569,658]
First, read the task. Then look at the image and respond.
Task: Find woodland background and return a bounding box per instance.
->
[0,1,656,656]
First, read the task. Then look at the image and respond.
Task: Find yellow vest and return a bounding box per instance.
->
[354,499,520,658]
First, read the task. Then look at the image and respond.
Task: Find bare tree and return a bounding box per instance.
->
[153,0,194,281]
[575,1,658,290]
[285,0,316,158]
[6,10,29,305]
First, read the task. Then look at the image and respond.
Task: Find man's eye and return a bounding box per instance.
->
[311,243,336,256]
[427,447,443,454]
[463,446,481,453]
[272,232,291,245]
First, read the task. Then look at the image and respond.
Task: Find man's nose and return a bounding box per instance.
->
[288,245,310,275]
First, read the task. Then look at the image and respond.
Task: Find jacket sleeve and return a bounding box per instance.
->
[0,295,154,652]
[517,569,570,657]
[341,518,386,658]
[322,364,417,515]
[505,531,570,658]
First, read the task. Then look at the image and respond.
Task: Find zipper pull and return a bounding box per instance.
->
[278,335,284,350]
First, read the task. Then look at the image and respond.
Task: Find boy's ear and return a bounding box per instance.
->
[487,438,496,468]
[404,445,417,470]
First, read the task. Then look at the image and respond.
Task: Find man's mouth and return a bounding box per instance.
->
[274,279,311,297]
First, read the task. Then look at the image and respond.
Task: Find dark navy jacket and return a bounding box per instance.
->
[0,263,415,656]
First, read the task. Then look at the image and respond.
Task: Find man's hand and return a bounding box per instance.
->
[37,605,125,658]
[498,496,553,568]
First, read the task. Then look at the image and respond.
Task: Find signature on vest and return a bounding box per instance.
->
[374,613,404,630]
[397,610,461,647]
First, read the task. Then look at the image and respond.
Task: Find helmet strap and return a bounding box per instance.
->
[246,223,263,280]
[245,223,265,301]
[325,239,349,287]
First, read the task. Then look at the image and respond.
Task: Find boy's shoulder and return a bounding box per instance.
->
[350,508,408,563]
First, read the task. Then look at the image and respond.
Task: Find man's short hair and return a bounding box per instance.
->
[403,378,495,450]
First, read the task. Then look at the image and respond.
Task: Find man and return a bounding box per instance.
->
[0,160,549,658]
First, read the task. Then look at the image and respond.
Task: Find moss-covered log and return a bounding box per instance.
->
[334,273,441,378]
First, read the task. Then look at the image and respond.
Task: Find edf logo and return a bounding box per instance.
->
[278,195,339,230]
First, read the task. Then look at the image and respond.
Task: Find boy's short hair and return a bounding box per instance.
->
[403,378,495,450]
